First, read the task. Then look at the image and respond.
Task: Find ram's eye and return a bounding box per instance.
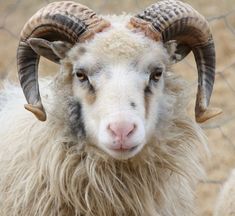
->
[76,70,88,82]
[150,67,163,82]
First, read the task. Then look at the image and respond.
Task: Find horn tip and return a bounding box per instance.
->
[196,107,222,123]
[24,104,47,121]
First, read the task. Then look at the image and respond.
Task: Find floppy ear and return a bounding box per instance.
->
[28,38,73,64]
[164,40,191,64]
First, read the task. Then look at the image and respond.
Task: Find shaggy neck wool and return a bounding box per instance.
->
[0,74,206,216]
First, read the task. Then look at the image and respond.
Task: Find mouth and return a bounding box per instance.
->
[109,145,139,153]
[105,144,141,160]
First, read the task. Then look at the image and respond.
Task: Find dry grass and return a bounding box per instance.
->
[1,1,235,215]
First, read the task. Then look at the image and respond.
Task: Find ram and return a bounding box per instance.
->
[0,0,221,215]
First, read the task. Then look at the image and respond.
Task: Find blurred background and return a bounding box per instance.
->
[0,0,235,215]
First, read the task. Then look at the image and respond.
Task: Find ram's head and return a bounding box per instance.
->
[17,0,221,159]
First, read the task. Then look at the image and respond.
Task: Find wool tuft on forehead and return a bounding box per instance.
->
[68,15,169,65]
[86,21,161,61]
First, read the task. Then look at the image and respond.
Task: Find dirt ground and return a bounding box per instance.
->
[0,0,235,215]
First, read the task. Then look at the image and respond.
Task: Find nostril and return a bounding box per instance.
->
[127,123,136,137]
[107,122,137,139]
[107,124,117,137]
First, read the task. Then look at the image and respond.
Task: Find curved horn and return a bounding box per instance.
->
[130,0,221,123]
[17,1,110,121]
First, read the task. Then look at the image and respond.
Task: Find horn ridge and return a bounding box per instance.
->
[17,1,110,121]
[17,42,40,106]
[193,39,216,108]
[131,0,220,122]
[134,1,210,45]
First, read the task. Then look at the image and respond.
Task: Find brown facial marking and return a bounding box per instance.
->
[85,86,96,105]
[128,17,162,41]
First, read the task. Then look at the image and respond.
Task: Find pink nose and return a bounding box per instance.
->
[108,121,136,142]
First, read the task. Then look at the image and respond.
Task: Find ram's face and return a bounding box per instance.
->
[67,29,169,160]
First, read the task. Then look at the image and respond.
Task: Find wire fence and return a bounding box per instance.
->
[0,0,235,215]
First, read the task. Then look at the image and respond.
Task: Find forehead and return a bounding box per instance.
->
[68,17,169,67]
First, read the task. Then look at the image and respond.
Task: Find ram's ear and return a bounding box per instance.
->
[27,38,73,64]
[164,40,191,64]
